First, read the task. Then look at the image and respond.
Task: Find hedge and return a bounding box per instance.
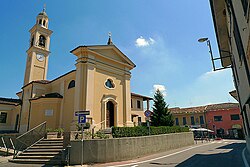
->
[112,126,189,138]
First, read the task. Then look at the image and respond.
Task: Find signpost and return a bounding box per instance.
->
[75,110,90,166]
[144,110,152,135]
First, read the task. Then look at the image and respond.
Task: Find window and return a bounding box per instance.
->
[105,79,114,89]
[241,0,249,15]
[131,99,133,108]
[232,7,245,64]
[183,117,187,125]
[43,20,46,26]
[200,116,204,124]
[68,80,75,89]
[175,118,179,126]
[38,35,46,47]
[0,112,7,123]
[39,19,42,25]
[191,116,195,125]
[214,116,223,122]
[137,100,141,109]
[231,114,240,120]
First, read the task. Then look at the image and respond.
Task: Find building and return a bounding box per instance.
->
[170,103,243,138]
[0,9,152,133]
[169,106,206,128]
[206,103,243,138]
[209,0,250,151]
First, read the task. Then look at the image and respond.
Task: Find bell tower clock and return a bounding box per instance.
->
[23,8,53,85]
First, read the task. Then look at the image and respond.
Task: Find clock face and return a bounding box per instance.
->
[36,54,45,62]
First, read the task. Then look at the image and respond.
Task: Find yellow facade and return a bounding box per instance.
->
[170,106,206,128]
[0,9,152,133]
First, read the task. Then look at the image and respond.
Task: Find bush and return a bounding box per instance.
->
[112,126,189,138]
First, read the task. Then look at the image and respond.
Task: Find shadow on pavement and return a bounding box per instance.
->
[148,143,246,167]
[174,143,245,167]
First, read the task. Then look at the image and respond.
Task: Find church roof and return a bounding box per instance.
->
[70,45,136,68]
[30,93,63,101]
[0,97,21,106]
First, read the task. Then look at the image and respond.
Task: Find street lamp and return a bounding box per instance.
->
[198,37,216,71]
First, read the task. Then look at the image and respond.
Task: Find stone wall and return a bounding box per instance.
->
[70,132,194,164]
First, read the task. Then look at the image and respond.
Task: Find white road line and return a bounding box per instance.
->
[107,142,214,167]
[130,165,138,167]
[242,147,250,167]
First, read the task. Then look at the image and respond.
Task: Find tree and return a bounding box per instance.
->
[151,89,174,126]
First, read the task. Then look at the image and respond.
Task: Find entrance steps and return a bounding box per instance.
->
[9,138,64,165]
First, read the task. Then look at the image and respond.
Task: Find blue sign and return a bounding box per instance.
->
[78,114,86,124]
[144,110,152,117]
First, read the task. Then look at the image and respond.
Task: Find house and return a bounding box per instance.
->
[169,106,206,128]
[206,103,243,138]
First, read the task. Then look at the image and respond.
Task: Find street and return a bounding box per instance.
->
[97,140,247,167]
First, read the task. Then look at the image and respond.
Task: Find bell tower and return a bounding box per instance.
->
[23,7,53,85]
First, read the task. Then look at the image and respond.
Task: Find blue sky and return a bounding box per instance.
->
[0,0,236,107]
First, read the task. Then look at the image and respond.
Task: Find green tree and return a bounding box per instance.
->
[151,89,174,126]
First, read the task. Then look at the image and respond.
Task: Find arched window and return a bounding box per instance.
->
[105,79,115,89]
[38,35,46,47]
[39,19,42,25]
[43,20,46,26]
[68,80,75,89]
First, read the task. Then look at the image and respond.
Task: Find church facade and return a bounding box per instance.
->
[0,9,152,133]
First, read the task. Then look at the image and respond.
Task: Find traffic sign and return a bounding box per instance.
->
[75,110,90,116]
[78,114,86,124]
[144,110,152,117]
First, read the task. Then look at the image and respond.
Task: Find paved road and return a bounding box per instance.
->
[98,139,246,167]
[0,140,247,167]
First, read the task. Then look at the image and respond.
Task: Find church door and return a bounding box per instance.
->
[106,101,114,128]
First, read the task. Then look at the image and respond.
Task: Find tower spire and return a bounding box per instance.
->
[107,32,113,45]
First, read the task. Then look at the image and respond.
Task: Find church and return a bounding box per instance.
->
[0,9,152,133]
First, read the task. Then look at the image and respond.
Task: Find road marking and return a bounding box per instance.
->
[242,147,249,167]
[107,142,214,167]
[130,165,138,167]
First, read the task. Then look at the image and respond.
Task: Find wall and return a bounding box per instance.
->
[0,104,20,131]
[172,113,205,128]
[206,107,243,135]
[69,132,194,164]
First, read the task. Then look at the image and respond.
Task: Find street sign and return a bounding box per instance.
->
[144,110,152,117]
[78,114,86,124]
[75,110,90,116]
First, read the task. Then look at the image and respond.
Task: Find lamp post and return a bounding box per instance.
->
[198,37,216,71]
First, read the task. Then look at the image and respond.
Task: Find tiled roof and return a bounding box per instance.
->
[169,106,206,114]
[206,103,239,111]
[31,93,63,101]
[169,102,239,114]
[0,97,21,105]
[131,93,153,101]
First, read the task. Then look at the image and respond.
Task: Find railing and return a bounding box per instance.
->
[14,121,46,158]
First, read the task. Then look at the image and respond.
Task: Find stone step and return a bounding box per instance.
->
[35,143,63,146]
[39,140,63,144]
[21,152,61,156]
[30,145,63,149]
[16,155,58,159]
[9,158,62,164]
[25,148,63,152]
[42,138,63,141]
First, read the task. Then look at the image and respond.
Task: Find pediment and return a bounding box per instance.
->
[88,45,135,69]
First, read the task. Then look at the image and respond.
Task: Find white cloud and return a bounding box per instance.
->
[135,36,155,47]
[152,84,167,96]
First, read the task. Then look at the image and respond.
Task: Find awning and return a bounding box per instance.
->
[190,128,214,132]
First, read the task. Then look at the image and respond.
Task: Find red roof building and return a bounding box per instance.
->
[205,103,244,138]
